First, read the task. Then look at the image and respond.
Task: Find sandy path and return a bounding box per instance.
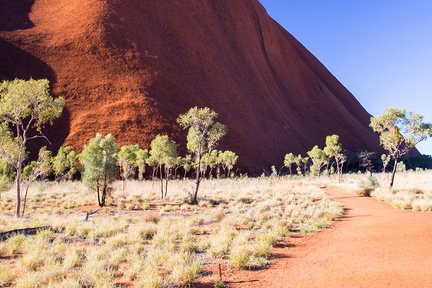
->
[227,189,432,288]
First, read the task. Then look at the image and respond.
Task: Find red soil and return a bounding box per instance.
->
[225,189,432,287]
[0,1,383,172]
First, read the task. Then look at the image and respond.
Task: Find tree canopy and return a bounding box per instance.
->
[370,107,432,187]
[0,78,64,217]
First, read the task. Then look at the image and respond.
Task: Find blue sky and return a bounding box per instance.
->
[260,0,432,155]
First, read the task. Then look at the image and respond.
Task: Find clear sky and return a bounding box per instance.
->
[259,0,432,155]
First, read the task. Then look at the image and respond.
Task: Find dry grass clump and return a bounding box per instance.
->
[367,171,432,211]
[372,187,432,211]
[0,177,343,287]
[0,265,15,286]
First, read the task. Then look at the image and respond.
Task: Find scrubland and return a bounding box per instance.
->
[1,170,431,287]
[320,170,432,211]
[0,178,343,288]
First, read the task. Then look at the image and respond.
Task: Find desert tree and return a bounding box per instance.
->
[177,107,226,204]
[146,155,158,181]
[0,161,15,196]
[283,153,297,177]
[295,154,303,175]
[181,154,193,179]
[136,148,149,181]
[148,135,178,199]
[219,150,238,178]
[163,149,178,197]
[323,134,346,182]
[201,150,219,178]
[301,156,310,175]
[381,154,391,173]
[0,78,64,217]
[65,149,80,180]
[81,134,118,207]
[52,146,79,181]
[307,145,327,177]
[207,149,219,178]
[21,147,52,216]
[358,151,376,176]
[173,156,183,179]
[370,107,432,187]
[118,144,139,191]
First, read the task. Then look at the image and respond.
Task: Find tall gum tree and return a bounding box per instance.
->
[0,79,64,217]
[370,107,432,187]
[177,107,226,204]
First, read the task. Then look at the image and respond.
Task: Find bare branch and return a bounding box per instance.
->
[26,135,52,145]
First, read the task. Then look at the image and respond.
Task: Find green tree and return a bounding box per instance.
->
[207,149,219,178]
[118,145,139,180]
[323,135,346,183]
[219,150,238,178]
[381,154,391,173]
[66,150,80,180]
[0,78,64,217]
[307,146,327,177]
[21,147,52,216]
[136,148,149,181]
[301,156,310,175]
[283,153,297,176]
[295,154,303,175]
[148,135,178,199]
[81,134,118,207]
[177,107,226,204]
[52,146,78,181]
[201,150,219,178]
[181,154,193,179]
[370,107,432,187]
[0,160,15,195]
[146,155,158,181]
[118,144,140,191]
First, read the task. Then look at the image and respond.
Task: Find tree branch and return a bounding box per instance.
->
[26,135,51,145]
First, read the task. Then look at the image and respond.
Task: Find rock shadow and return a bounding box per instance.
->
[0,38,70,157]
[0,0,35,31]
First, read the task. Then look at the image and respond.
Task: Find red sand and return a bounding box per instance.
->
[226,189,432,287]
[0,1,382,171]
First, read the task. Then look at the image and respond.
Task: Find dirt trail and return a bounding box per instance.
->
[228,189,432,287]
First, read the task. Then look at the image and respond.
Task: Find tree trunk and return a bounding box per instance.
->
[101,185,107,207]
[97,186,102,207]
[335,159,341,183]
[15,154,23,218]
[159,164,164,199]
[192,145,202,205]
[21,184,30,217]
[390,158,398,188]
[338,161,344,183]
[164,167,169,198]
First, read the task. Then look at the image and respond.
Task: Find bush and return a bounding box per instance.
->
[358,175,380,196]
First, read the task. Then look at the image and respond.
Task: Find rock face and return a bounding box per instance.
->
[0,0,382,172]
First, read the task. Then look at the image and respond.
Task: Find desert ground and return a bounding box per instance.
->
[1,171,431,287]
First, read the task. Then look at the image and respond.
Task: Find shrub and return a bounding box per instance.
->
[358,175,380,196]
